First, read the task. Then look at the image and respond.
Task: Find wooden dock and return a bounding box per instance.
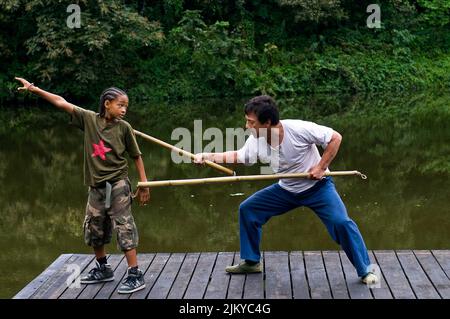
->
[14,250,450,299]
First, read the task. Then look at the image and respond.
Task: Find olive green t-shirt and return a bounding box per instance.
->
[70,106,142,187]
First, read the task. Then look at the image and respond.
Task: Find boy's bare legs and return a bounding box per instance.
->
[94,246,106,259]
[124,248,138,268]
[93,246,137,267]
[93,246,138,268]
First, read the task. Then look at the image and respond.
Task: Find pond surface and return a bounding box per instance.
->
[1,92,449,298]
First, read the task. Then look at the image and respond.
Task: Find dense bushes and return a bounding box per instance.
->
[1,0,449,104]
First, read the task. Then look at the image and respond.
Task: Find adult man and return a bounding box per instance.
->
[194,95,378,284]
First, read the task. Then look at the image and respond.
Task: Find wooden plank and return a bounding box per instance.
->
[243,252,264,300]
[374,251,415,299]
[227,253,245,299]
[21,250,450,300]
[415,250,450,299]
[77,254,124,299]
[58,256,96,299]
[243,273,264,299]
[289,251,310,299]
[204,252,234,299]
[368,251,393,299]
[339,251,372,299]
[238,251,265,300]
[265,251,292,299]
[184,252,217,299]
[304,251,332,299]
[432,250,450,280]
[396,250,440,299]
[30,254,75,299]
[32,254,93,299]
[52,254,94,299]
[167,253,200,299]
[14,254,73,299]
[58,255,99,299]
[129,253,171,299]
[147,253,185,299]
[322,251,349,299]
[95,255,129,299]
[109,253,156,299]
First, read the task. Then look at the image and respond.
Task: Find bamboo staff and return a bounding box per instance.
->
[137,171,367,188]
[133,129,235,176]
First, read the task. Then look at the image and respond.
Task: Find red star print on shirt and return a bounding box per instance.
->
[91,140,112,160]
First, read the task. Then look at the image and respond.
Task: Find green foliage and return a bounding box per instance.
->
[417,0,450,26]
[129,10,255,100]
[277,0,347,24]
[1,0,163,100]
[0,0,449,102]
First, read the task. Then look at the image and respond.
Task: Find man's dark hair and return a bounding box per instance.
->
[244,95,279,125]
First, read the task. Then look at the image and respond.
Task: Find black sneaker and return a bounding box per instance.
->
[117,268,145,294]
[80,262,114,284]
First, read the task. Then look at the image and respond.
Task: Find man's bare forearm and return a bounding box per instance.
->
[318,131,342,170]
[202,151,238,164]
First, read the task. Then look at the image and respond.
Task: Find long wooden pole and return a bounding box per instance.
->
[137,171,367,188]
[134,129,236,176]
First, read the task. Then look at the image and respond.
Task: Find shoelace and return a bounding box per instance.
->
[122,274,139,287]
[88,265,109,278]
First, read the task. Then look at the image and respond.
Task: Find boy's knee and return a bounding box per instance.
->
[113,215,139,251]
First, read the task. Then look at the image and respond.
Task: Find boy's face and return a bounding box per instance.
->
[245,112,271,138]
[105,95,129,119]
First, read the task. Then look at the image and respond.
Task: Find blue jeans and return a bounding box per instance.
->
[239,177,370,277]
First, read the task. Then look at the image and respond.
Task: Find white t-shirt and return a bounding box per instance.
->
[236,119,334,193]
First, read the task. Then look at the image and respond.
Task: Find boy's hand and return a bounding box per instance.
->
[15,77,33,91]
[137,187,150,206]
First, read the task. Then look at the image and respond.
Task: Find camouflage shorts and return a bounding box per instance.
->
[83,178,139,252]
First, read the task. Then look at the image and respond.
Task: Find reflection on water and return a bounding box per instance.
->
[1,92,449,297]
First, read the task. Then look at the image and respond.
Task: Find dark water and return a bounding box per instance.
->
[1,92,449,298]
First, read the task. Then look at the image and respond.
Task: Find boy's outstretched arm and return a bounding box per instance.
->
[134,155,150,206]
[15,77,77,114]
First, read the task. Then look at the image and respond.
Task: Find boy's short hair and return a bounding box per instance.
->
[244,95,279,125]
[98,87,127,117]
